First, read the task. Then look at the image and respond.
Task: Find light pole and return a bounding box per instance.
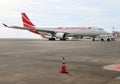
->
[112,27,115,36]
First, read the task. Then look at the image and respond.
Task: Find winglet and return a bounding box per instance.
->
[2,23,8,27]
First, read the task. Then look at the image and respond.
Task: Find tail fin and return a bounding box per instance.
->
[21,13,35,28]
[21,13,46,38]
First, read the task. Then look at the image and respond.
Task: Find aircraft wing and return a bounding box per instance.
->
[2,23,56,34]
[3,23,30,30]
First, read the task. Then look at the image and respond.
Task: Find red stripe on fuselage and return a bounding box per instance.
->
[57,27,88,30]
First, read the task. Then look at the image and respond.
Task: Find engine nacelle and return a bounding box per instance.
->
[55,33,66,38]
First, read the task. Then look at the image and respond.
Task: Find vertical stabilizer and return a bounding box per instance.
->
[21,13,45,38]
[21,13,35,28]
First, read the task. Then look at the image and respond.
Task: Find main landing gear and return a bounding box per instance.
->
[60,38,67,41]
[92,38,95,41]
[48,38,67,41]
[49,38,56,41]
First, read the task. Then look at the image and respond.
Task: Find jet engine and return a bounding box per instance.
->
[55,33,66,38]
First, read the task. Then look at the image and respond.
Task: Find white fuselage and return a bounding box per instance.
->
[36,26,106,37]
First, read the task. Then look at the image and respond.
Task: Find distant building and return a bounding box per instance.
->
[112,31,120,38]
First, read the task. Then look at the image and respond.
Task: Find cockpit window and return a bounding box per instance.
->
[88,27,91,29]
[98,28,103,30]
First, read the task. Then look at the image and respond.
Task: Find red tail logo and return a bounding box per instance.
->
[21,13,45,38]
[22,13,35,28]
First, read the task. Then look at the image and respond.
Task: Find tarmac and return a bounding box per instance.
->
[0,38,120,84]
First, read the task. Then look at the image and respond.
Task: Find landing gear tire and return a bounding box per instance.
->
[60,38,66,41]
[101,38,104,41]
[107,38,111,41]
[92,38,95,41]
[49,38,56,41]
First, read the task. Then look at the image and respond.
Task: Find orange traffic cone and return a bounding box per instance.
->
[60,57,68,73]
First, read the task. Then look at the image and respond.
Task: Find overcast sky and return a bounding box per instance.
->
[0,0,120,38]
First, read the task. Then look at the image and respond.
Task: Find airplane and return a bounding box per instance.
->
[2,13,106,41]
